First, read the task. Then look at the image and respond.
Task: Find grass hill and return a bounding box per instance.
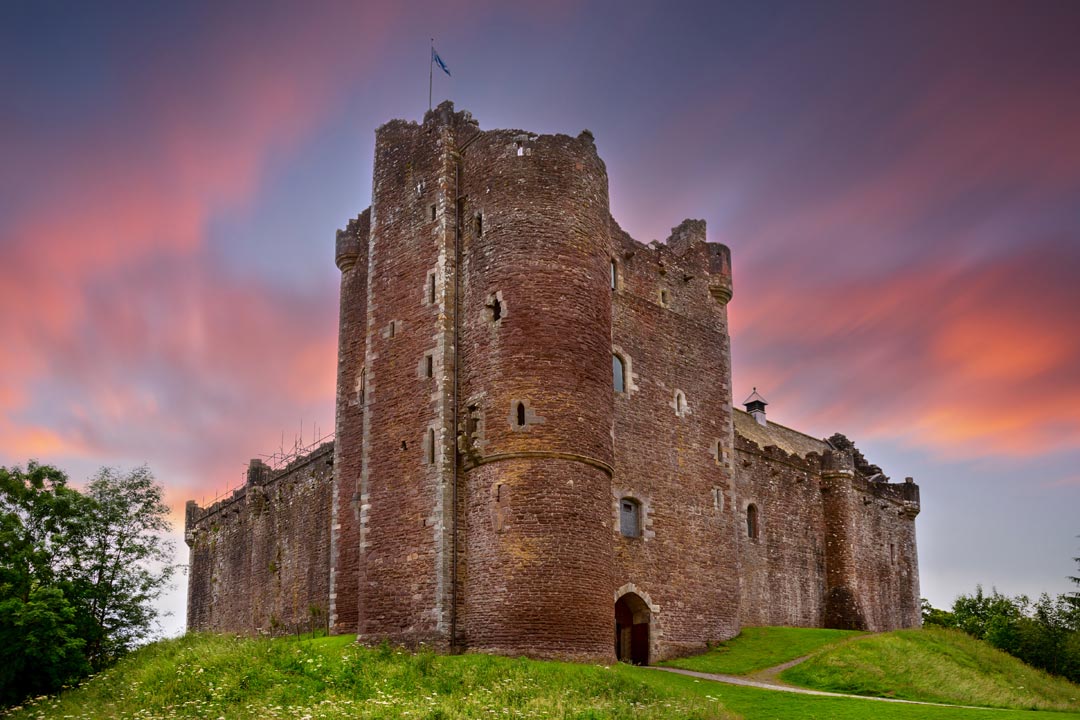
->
[781,626,1080,712]
[5,628,1080,719]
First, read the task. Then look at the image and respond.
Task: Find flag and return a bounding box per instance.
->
[432,47,451,76]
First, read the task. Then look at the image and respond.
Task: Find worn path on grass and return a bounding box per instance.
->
[655,654,1001,711]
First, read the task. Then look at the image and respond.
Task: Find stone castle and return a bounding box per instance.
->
[185,103,921,664]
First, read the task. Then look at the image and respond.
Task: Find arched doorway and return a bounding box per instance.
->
[614,592,650,665]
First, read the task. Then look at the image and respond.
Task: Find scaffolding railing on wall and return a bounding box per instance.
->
[198,421,335,508]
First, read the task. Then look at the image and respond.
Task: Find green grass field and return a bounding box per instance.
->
[6,629,1080,719]
[4,634,729,720]
[661,626,862,675]
[781,626,1080,712]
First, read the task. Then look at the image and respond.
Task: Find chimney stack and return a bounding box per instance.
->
[743,388,768,426]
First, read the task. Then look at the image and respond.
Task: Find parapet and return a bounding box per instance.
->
[422,100,480,130]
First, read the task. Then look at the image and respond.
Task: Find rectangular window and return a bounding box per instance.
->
[425,354,434,378]
[428,273,437,304]
[430,203,437,221]
[620,499,640,538]
[613,355,625,393]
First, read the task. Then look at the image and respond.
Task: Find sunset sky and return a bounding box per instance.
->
[2,1,1078,637]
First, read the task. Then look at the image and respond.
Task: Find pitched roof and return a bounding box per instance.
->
[733,408,830,458]
[742,388,768,406]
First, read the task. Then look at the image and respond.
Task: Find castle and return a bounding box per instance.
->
[185,103,921,664]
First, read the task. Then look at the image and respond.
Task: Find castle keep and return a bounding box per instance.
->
[185,103,921,664]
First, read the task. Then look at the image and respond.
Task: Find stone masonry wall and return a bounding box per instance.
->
[456,125,616,662]
[734,436,828,628]
[330,210,369,634]
[609,219,741,661]
[185,444,333,634]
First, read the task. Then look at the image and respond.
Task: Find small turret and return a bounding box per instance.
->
[743,388,768,426]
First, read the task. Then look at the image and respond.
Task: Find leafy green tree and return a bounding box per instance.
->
[920,598,955,628]
[0,463,92,705]
[68,465,175,668]
[951,585,1023,639]
[0,462,175,706]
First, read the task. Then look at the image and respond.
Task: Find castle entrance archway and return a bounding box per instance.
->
[614,592,650,665]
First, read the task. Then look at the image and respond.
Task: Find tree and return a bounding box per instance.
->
[0,462,175,706]
[70,465,175,668]
[0,463,92,705]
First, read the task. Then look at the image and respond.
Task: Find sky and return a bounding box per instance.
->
[2,1,1078,638]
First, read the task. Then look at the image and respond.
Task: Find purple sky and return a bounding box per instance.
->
[2,1,1078,637]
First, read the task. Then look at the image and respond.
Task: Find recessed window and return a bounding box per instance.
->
[492,297,502,321]
[515,141,524,157]
[620,497,641,538]
[467,404,480,436]
[389,321,396,338]
[428,273,437,304]
[659,289,669,306]
[610,260,617,290]
[475,212,483,237]
[425,354,434,378]
[427,428,436,464]
[430,204,437,222]
[515,401,526,427]
[613,354,625,393]
[746,504,759,539]
[674,390,686,415]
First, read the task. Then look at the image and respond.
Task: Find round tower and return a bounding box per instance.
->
[457,128,615,661]
[821,449,867,630]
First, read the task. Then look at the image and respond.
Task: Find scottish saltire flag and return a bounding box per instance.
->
[432,47,451,76]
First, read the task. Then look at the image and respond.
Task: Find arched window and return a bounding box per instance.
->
[515,401,526,427]
[620,497,641,538]
[613,354,626,393]
[674,390,686,416]
[610,260,618,290]
[746,504,759,539]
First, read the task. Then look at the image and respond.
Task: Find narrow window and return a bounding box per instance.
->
[746,504,759,539]
[620,498,641,538]
[427,429,436,464]
[515,141,524,157]
[430,203,437,221]
[428,273,437,304]
[492,297,502,321]
[401,440,408,451]
[389,321,396,338]
[467,405,479,436]
[475,212,483,237]
[660,289,669,306]
[613,355,625,393]
[674,390,686,415]
[610,260,617,290]
[425,354,434,378]
[890,543,896,563]
[515,401,526,427]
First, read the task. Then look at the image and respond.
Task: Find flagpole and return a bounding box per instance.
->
[428,38,434,112]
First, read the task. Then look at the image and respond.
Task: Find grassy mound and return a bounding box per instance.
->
[781,626,1080,712]
[661,627,862,675]
[5,634,729,719]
